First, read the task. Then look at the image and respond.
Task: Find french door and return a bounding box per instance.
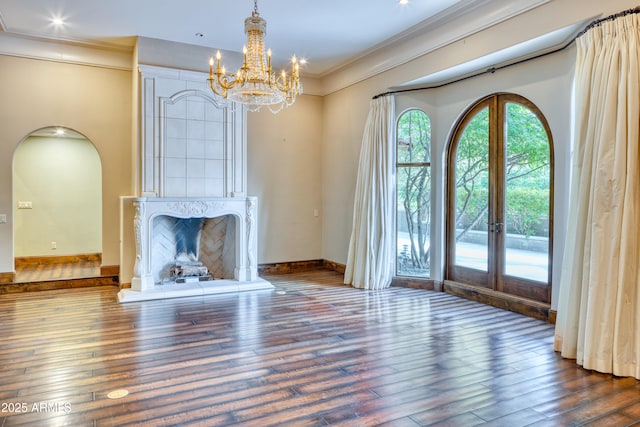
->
[445,93,553,303]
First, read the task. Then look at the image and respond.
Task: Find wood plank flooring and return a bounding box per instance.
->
[13,259,102,283]
[1,259,118,295]
[1,269,639,426]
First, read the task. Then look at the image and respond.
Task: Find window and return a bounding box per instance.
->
[396,109,431,277]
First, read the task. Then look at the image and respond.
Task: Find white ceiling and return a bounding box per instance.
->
[0,0,467,77]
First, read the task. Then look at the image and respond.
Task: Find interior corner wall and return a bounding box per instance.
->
[131,39,141,196]
[321,87,373,267]
[247,94,324,264]
[0,55,132,273]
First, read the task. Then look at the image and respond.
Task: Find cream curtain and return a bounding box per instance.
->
[344,95,395,290]
[554,12,640,378]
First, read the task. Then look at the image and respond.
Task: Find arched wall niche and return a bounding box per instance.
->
[13,126,103,260]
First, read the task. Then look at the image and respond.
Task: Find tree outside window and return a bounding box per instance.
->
[452,100,551,282]
[396,110,431,277]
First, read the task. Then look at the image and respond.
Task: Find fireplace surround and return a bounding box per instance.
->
[117,196,271,302]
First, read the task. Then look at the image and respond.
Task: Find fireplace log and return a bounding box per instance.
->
[171,265,209,277]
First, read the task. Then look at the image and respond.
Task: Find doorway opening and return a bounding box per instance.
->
[12,126,103,283]
[445,93,554,305]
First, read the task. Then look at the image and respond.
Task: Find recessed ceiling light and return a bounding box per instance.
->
[399,0,409,4]
[55,128,65,136]
[51,17,65,26]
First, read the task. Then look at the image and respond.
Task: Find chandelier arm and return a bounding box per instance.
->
[274,72,300,93]
[208,78,227,98]
[211,72,240,92]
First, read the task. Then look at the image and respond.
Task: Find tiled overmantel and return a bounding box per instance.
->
[138,64,246,198]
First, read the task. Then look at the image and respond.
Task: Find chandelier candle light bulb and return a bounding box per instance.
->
[206,0,302,113]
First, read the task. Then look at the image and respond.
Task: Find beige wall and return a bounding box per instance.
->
[247,94,324,264]
[0,55,132,272]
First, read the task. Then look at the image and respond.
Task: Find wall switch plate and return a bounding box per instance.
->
[0,214,6,224]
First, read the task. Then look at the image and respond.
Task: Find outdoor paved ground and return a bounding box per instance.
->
[398,233,548,282]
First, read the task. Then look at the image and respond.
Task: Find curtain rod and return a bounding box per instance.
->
[372,6,640,100]
[574,5,640,39]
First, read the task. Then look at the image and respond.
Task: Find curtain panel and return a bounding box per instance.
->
[554,12,640,378]
[344,95,395,290]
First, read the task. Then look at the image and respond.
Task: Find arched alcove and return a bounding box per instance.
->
[13,126,102,274]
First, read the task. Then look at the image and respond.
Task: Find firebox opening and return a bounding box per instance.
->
[152,214,236,285]
[174,217,204,261]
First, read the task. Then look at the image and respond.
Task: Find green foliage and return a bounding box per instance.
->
[504,103,550,238]
[397,110,431,164]
[455,108,490,239]
[506,187,549,237]
[454,101,550,240]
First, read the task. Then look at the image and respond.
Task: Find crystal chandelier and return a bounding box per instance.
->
[208,0,303,113]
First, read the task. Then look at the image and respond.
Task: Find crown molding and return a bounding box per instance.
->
[0,32,132,70]
[320,0,551,95]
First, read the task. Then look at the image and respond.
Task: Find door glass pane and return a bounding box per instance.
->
[504,103,550,282]
[396,110,431,277]
[454,107,489,271]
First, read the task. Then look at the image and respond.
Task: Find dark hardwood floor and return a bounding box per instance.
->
[1,269,639,426]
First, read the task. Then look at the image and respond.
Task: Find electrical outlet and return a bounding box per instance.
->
[18,201,32,209]
[0,214,6,224]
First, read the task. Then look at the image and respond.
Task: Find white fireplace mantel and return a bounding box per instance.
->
[117,196,272,303]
